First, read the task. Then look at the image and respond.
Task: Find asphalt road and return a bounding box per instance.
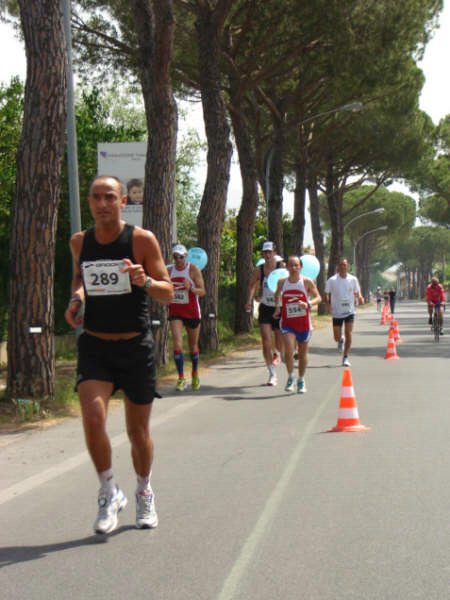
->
[1,300,449,600]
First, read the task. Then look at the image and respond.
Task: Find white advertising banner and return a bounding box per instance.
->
[97,142,146,226]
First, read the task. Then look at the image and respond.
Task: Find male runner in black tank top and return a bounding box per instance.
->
[65,175,173,534]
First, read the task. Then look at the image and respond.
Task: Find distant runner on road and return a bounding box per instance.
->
[426,276,445,333]
[324,258,364,367]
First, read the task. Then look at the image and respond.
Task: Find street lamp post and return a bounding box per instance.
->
[353,225,388,271]
[300,102,364,127]
[344,207,385,231]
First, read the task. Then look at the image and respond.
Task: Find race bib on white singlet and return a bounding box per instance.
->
[340,297,351,311]
[286,303,306,318]
[82,260,131,296]
[264,294,275,306]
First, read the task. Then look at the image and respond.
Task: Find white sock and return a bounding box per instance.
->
[98,468,116,496]
[136,473,153,496]
[268,364,275,376]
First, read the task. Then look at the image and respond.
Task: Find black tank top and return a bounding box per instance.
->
[79,224,150,333]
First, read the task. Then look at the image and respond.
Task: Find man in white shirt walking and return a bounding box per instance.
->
[324,258,364,367]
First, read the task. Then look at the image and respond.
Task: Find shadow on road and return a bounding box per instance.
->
[0,525,138,568]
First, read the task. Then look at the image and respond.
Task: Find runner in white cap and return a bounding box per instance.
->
[168,244,206,391]
[245,241,285,386]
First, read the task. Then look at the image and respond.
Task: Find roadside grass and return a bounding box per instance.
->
[0,304,357,431]
[0,323,261,431]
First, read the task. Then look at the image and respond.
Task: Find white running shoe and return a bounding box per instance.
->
[284,375,295,392]
[297,378,307,394]
[337,337,344,353]
[94,487,127,534]
[342,356,351,367]
[267,372,278,386]
[136,492,159,529]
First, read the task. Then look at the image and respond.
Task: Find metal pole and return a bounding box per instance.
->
[62,0,81,235]
[353,225,388,277]
[344,207,385,230]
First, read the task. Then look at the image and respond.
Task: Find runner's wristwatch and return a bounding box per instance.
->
[144,276,152,289]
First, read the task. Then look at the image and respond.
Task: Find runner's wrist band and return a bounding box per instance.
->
[69,293,82,304]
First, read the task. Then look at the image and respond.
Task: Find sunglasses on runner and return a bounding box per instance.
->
[173,254,185,259]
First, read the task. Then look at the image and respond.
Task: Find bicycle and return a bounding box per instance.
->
[430,302,443,342]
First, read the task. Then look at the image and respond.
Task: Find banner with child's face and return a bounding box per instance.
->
[97,142,146,226]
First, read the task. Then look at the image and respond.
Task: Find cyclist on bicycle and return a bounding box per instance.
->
[426,277,445,333]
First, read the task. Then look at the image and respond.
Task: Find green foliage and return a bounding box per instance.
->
[0,77,23,340]
[338,185,416,282]
[416,114,450,226]
[395,226,450,291]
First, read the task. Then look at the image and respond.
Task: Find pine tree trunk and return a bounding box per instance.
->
[195,2,233,351]
[266,112,285,255]
[7,0,67,400]
[325,156,344,279]
[308,170,326,314]
[131,0,177,365]
[229,100,259,334]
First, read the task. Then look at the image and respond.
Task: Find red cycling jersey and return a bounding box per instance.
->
[426,283,445,305]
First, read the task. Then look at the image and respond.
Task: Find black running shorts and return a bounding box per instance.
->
[168,315,201,329]
[76,331,156,405]
[258,303,280,329]
[332,314,355,326]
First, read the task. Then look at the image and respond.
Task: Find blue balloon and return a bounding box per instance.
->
[301,254,320,279]
[187,247,208,270]
[267,268,289,292]
[256,258,265,267]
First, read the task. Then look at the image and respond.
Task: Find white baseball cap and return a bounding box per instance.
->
[262,241,274,251]
[172,244,188,256]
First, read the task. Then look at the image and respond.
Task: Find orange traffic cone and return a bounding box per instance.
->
[384,328,399,360]
[327,368,370,432]
[380,302,390,325]
[392,319,402,343]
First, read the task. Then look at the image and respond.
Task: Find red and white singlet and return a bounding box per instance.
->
[168,262,201,319]
[280,276,311,333]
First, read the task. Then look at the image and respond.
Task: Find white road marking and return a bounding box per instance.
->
[0,397,204,506]
[217,380,339,600]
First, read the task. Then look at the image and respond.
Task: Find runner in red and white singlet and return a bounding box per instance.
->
[168,244,205,391]
[274,255,321,394]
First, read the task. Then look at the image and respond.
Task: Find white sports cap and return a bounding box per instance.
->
[172,244,188,256]
[262,241,274,251]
